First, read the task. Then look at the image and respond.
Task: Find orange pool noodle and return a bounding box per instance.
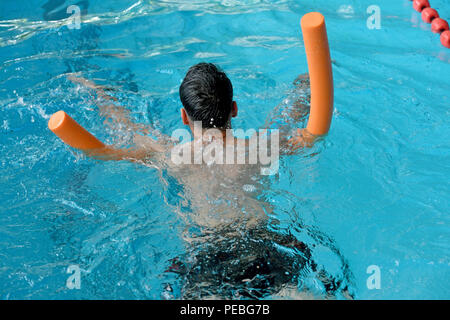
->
[301,12,333,136]
[48,111,105,150]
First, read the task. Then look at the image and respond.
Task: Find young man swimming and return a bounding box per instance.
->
[67,63,352,299]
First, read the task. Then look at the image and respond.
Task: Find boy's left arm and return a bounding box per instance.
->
[263,73,319,153]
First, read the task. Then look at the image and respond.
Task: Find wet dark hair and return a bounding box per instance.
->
[179,63,233,128]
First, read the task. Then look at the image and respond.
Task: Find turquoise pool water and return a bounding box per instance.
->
[0,0,449,299]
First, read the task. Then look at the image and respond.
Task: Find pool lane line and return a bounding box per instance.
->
[410,0,450,48]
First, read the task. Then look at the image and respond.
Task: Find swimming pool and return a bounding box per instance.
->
[0,0,449,299]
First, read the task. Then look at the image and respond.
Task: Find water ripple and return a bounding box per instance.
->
[229,35,300,50]
[0,0,291,48]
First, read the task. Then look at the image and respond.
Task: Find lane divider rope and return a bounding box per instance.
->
[410,0,450,48]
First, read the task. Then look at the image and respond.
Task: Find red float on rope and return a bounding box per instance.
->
[440,30,450,48]
[431,18,449,34]
[421,7,439,23]
[413,0,430,12]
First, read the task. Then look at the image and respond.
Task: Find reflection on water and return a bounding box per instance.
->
[0,0,293,48]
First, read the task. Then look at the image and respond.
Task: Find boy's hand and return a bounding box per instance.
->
[287,128,316,151]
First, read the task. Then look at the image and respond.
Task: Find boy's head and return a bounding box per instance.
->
[179,63,237,130]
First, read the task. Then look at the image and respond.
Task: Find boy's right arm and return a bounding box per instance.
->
[65,75,171,162]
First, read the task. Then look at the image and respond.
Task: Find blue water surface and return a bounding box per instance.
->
[0,0,449,299]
